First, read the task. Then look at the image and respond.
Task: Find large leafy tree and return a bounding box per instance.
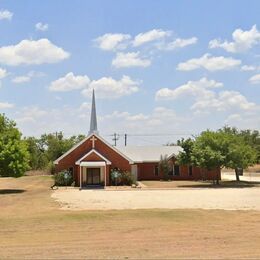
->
[222,133,257,181]
[191,131,227,184]
[177,138,195,165]
[177,129,257,183]
[0,114,29,177]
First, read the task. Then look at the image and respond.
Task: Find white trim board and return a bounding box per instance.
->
[75,149,112,165]
[54,133,134,165]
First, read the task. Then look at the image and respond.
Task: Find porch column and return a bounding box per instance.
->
[79,166,82,190]
[104,165,106,187]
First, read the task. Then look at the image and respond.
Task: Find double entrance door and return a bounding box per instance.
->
[87,168,101,185]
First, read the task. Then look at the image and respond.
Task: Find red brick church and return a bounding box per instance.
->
[54,90,220,187]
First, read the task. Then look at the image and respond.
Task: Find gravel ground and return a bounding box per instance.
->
[52,187,260,211]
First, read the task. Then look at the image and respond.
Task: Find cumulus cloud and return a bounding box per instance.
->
[241,65,259,71]
[133,29,171,47]
[49,72,140,99]
[0,102,14,109]
[0,39,70,66]
[112,52,151,68]
[35,22,49,31]
[82,75,140,98]
[0,9,13,20]
[158,37,198,50]
[12,76,30,83]
[156,77,256,114]
[249,74,260,84]
[209,25,260,53]
[12,71,45,84]
[0,68,7,79]
[156,78,223,100]
[15,106,48,123]
[94,33,131,51]
[177,53,241,71]
[191,90,256,113]
[49,72,90,92]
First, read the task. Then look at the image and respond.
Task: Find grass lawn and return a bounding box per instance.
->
[1,176,260,259]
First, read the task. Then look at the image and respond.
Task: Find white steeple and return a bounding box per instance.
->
[88,89,99,135]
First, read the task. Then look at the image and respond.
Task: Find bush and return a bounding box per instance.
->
[46,161,55,175]
[54,170,73,186]
[110,168,134,186]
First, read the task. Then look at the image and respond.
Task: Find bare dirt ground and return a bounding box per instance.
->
[1,176,260,259]
[52,186,260,211]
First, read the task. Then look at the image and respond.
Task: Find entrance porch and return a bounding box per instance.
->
[79,161,108,188]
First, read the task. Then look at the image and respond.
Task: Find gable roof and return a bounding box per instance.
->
[117,145,183,163]
[75,149,111,165]
[54,133,134,165]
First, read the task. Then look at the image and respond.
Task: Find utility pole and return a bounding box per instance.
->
[112,133,119,146]
[124,134,127,146]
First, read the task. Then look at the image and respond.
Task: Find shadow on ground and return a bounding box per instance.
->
[0,189,26,195]
[179,181,260,189]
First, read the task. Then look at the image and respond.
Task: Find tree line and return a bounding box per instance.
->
[0,113,259,179]
[0,114,85,177]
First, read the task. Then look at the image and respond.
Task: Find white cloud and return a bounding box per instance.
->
[0,9,13,20]
[241,65,259,71]
[112,52,151,68]
[133,29,171,47]
[49,72,90,92]
[159,37,198,50]
[156,78,256,114]
[156,77,223,100]
[249,74,260,84]
[82,75,140,98]
[15,106,47,123]
[79,102,91,111]
[0,68,7,79]
[177,53,241,71]
[0,39,70,66]
[12,71,45,84]
[191,90,256,113]
[209,25,260,53]
[0,102,14,109]
[12,76,31,83]
[35,22,49,31]
[94,33,131,51]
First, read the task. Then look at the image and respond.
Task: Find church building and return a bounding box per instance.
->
[54,90,220,187]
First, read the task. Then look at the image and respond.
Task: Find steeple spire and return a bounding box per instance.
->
[88,89,99,135]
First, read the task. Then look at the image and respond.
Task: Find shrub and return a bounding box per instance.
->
[159,155,171,180]
[110,168,134,186]
[54,170,73,186]
[120,171,134,185]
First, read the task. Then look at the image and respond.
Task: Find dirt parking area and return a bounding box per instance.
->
[1,176,260,259]
[52,187,260,211]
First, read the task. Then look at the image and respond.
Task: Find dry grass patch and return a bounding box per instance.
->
[141,179,260,189]
[0,176,260,259]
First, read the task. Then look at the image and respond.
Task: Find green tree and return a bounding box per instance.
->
[177,138,194,165]
[158,155,171,180]
[25,137,49,170]
[191,131,225,184]
[0,114,29,177]
[222,133,257,181]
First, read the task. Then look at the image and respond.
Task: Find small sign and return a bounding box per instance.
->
[64,172,69,179]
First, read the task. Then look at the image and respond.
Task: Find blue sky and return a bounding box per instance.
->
[0,0,259,145]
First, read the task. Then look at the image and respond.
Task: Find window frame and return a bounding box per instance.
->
[154,165,159,176]
[173,165,180,176]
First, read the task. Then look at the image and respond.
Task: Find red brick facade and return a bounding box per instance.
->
[55,134,220,186]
